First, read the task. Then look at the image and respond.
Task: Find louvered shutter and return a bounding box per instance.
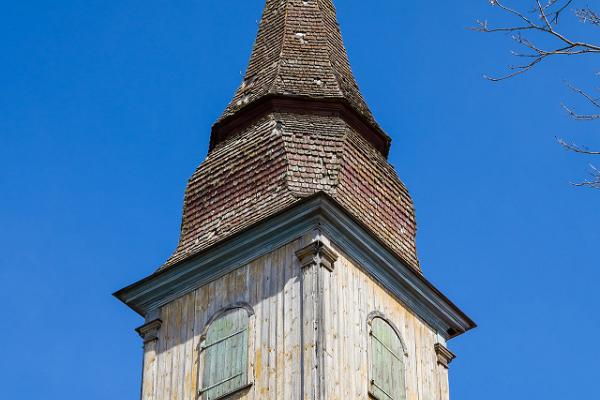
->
[201,308,249,400]
[369,318,406,400]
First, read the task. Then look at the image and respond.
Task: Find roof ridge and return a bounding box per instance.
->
[268,0,291,95]
[314,0,345,98]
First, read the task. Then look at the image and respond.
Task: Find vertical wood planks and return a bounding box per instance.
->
[141,338,158,400]
[140,235,449,400]
[326,244,448,400]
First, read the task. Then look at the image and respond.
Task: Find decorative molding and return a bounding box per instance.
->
[114,193,476,340]
[209,94,391,157]
[114,197,322,315]
[434,343,456,369]
[135,319,162,344]
[314,197,476,339]
[295,240,338,271]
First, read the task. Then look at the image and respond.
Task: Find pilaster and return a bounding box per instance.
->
[296,239,338,400]
[136,319,162,400]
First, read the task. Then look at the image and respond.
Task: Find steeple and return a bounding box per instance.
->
[211,0,390,154]
[161,0,420,272]
[115,4,476,399]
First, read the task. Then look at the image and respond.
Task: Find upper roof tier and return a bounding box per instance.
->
[210,0,391,155]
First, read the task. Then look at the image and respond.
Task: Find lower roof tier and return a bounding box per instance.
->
[162,111,419,272]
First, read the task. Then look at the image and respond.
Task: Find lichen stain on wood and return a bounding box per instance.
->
[254,350,262,381]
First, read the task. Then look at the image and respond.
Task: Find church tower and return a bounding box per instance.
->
[115,1,475,399]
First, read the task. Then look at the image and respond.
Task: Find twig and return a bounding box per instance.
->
[577,7,600,26]
[561,82,600,120]
[572,165,600,187]
[475,0,600,80]
[557,138,600,155]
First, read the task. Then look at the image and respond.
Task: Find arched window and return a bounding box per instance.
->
[368,316,407,400]
[200,306,252,400]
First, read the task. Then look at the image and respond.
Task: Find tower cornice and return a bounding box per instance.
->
[114,193,476,340]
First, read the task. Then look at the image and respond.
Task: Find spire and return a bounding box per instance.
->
[210,0,390,154]
[158,0,420,273]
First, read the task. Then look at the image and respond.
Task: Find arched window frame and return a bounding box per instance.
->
[198,303,255,400]
[367,311,408,400]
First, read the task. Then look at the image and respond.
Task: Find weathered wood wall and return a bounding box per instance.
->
[320,237,450,400]
[140,233,451,400]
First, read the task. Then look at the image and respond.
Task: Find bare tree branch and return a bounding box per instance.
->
[576,7,600,26]
[550,0,574,24]
[477,1,600,188]
[561,82,600,120]
[474,0,600,80]
[566,82,600,109]
[562,104,600,120]
[483,55,545,81]
[558,138,600,154]
[572,165,600,188]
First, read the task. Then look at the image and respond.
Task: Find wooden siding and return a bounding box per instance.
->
[320,240,450,400]
[142,233,451,400]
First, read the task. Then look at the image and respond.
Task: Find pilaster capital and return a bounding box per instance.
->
[136,319,162,344]
[434,343,456,369]
[295,240,338,272]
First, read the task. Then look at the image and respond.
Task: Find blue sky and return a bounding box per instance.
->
[1,1,598,398]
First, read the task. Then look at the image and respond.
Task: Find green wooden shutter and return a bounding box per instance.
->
[201,308,249,400]
[369,318,406,400]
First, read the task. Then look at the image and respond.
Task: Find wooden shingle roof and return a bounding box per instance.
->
[211,0,390,154]
[162,0,420,272]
